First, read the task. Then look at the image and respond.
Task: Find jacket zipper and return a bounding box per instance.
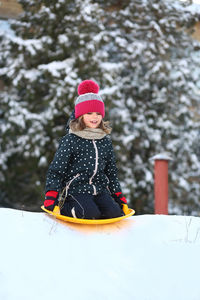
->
[89,140,98,195]
[105,175,111,194]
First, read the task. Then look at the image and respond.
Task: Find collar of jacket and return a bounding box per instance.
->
[69,127,107,139]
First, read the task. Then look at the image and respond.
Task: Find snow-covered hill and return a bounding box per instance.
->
[0,208,200,300]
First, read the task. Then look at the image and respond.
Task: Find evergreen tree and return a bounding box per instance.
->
[0,0,109,210]
[98,0,200,214]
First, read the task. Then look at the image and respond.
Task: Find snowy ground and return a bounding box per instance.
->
[0,208,200,300]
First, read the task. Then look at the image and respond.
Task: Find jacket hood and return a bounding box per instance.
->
[66,110,75,133]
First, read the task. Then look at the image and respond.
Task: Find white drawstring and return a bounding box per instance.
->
[58,173,80,209]
[65,173,80,198]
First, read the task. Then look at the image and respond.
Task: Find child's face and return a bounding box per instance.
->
[82,112,102,128]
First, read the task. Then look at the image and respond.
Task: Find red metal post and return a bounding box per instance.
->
[150,153,173,215]
[154,160,168,215]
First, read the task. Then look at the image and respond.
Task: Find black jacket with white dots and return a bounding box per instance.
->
[45,131,122,197]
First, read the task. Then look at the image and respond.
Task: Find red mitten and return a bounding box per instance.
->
[44,191,59,211]
[112,192,127,208]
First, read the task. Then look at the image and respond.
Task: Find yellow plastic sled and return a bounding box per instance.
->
[41,204,135,225]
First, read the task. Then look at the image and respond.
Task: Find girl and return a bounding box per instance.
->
[44,80,127,219]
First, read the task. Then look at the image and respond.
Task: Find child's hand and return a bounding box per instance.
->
[112,192,127,208]
[44,191,59,211]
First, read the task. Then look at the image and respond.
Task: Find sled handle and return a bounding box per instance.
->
[122,204,130,215]
[53,205,60,214]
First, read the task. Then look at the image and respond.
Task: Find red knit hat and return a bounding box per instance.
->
[75,80,105,119]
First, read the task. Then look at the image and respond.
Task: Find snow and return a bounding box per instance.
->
[38,58,74,77]
[0,0,200,214]
[150,152,174,161]
[1,208,200,300]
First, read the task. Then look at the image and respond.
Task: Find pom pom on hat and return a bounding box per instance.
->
[78,80,99,95]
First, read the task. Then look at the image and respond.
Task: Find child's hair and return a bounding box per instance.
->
[70,116,112,134]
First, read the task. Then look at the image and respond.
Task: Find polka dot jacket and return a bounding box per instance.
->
[45,132,122,197]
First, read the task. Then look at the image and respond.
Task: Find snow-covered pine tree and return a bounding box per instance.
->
[0,0,111,210]
[98,0,200,214]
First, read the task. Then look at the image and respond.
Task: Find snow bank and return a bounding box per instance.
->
[0,208,200,300]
